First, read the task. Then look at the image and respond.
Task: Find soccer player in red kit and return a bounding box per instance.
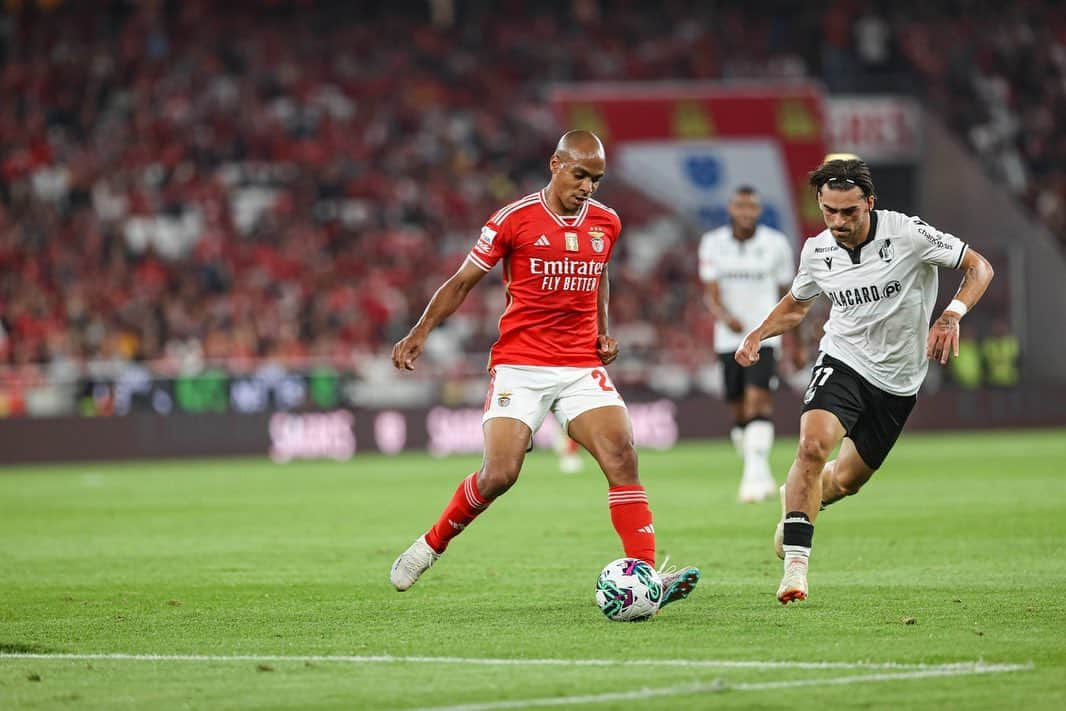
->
[389,130,700,612]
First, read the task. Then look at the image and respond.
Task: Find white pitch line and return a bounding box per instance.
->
[0,653,1026,673]
[419,663,1034,711]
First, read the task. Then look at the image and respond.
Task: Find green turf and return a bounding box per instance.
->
[0,429,1064,709]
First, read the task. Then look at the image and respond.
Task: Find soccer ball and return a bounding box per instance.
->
[595,557,663,621]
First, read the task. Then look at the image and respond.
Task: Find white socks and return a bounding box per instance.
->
[741,419,775,487]
[730,425,745,456]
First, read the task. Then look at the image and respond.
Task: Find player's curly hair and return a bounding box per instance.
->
[809,159,876,198]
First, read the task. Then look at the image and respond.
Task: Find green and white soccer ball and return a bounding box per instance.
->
[595,557,663,621]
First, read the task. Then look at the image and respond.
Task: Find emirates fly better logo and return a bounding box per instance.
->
[530,257,605,293]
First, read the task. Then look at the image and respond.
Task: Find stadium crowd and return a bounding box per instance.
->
[0,0,1055,396]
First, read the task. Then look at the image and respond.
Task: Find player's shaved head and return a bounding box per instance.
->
[546,130,606,215]
[554,130,605,162]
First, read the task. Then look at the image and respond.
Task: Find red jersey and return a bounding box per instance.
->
[467,189,621,368]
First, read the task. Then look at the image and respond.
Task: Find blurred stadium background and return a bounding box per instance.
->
[1,0,1064,462]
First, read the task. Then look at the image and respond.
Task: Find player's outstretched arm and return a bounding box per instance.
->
[926,247,994,364]
[392,259,489,371]
[735,292,813,367]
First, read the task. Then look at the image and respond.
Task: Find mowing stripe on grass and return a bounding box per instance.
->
[0,653,1029,674]
[419,663,1034,711]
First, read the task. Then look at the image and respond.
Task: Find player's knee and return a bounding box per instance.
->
[796,436,833,466]
[478,463,521,497]
[594,438,637,479]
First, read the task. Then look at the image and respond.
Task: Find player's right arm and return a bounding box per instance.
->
[737,235,819,366]
[703,281,744,333]
[698,230,742,332]
[734,292,814,366]
[392,259,489,371]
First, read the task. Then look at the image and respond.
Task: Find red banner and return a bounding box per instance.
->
[550,82,828,236]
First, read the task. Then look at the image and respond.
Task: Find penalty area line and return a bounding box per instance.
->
[417,663,1034,711]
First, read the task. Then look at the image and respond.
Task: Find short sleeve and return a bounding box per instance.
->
[774,234,796,287]
[467,219,512,272]
[905,216,967,269]
[697,232,719,282]
[790,242,820,301]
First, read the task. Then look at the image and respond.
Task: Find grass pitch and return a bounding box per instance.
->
[0,430,1064,709]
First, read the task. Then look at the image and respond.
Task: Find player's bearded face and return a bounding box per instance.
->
[819,187,873,243]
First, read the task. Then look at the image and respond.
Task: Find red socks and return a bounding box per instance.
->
[608,485,656,566]
[423,476,655,567]
[424,472,490,554]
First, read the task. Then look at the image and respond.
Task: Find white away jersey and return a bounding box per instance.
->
[699,225,795,353]
[791,210,968,396]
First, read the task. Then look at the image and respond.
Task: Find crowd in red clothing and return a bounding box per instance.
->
[0,0,1058,385]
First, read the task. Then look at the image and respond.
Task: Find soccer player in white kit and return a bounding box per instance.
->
[735,159,994,604]
[698,186,802,503]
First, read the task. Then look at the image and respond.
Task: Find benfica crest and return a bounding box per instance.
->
[497,392,511,408]
[588,227,606,253]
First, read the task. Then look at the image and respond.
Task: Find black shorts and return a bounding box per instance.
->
[801,353,917,470]
[718,347,776,402]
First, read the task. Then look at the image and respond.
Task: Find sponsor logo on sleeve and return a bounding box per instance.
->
[476,226,497,254]
[917,226,949,249]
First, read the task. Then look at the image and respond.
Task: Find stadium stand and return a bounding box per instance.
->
[0,0,1060,397]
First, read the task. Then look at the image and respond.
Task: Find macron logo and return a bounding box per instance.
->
[535,235,550,247]
[638,524,655,534]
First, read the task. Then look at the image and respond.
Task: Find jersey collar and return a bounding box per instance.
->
[539,189,589,228]
[840,211,878,265]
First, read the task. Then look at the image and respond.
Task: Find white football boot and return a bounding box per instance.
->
[777,560,808,604]
[558,453,584,474]
[390,535,440,591]
[738,478,778,503]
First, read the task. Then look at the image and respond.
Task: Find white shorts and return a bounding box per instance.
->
[483,365,627,434]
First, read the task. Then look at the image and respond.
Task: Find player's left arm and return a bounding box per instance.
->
[926,247,995,364]
[596,266,618,365]
[776,235,807,369]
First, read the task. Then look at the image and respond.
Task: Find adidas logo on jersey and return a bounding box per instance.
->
[534,235,550,247]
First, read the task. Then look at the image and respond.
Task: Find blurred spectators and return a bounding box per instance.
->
[0,0,1054,398]
[891,0,1066,248]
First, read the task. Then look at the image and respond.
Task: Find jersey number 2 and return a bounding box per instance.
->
[591,369,615,392]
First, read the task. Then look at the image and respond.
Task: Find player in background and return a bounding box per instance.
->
[698,186,804,503]
[555,429,584,473]
[735,159,994,604]
[389,130,700,611]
